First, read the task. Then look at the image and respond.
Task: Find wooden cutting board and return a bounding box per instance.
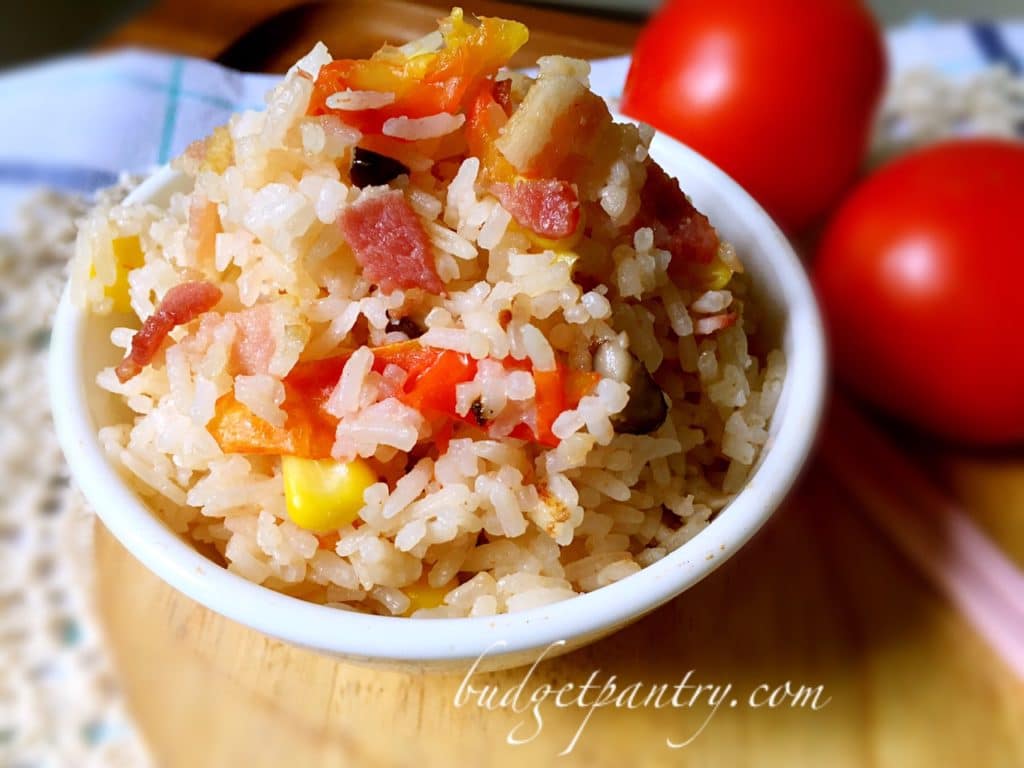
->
[95,3,1024,766]
[95,451,1024,767]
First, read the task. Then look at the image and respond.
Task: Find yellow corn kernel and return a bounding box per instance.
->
[685,244,736,291]
[90,236,144,313]
[699,257,735,290]
[201,125,234,174]
[282,455,377,533]
[403,576,457,615]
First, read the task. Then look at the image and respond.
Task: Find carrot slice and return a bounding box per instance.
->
[308,10,528,135]
[399,350,477,415]
[207,342,601,457]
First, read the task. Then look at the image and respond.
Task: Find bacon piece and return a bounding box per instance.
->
[339,191,443,294]
[179,304,284,377]
[229,304,276,376]
[492,178,580,240]
[115,281,223,382]
[186,193,220,267]
[176,307,273,378]
[638,163,719,272]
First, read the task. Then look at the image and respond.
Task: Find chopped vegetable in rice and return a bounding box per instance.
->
[73,8,785,617]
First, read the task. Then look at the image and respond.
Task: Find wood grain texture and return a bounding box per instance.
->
[938,455,1024,569]
[94,2,1024,765]
[95,462,1024,767]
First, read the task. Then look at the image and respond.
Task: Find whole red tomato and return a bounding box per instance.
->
[814,139,1024,445]
[622,0,885,233]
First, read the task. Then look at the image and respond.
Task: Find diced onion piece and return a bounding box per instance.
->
[495,76,592,173]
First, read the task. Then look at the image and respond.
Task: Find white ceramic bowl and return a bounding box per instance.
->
[50,126,826,672]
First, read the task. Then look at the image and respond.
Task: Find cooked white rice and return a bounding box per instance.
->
[72,31,785,618]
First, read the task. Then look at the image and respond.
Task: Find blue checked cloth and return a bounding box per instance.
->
[0,19,1021,230]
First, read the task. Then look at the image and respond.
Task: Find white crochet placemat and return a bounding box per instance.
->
[0,179,153,767]
[0,37,1021,768]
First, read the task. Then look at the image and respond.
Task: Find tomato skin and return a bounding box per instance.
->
[308,11,527,135]
[465,80,520,184]
[622,0,885,233]
[813,139,1024,445]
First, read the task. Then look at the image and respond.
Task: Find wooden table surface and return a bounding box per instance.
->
[94,2,1024,766]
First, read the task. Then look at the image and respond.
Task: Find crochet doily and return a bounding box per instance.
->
[0,180,152,767]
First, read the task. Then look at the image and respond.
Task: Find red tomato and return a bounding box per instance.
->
[622,0,885,233]
[814,139,1024,445]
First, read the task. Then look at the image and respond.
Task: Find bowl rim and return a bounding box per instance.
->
[49,128,826,664]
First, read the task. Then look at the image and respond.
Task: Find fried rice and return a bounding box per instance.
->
[71,9,785,617]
